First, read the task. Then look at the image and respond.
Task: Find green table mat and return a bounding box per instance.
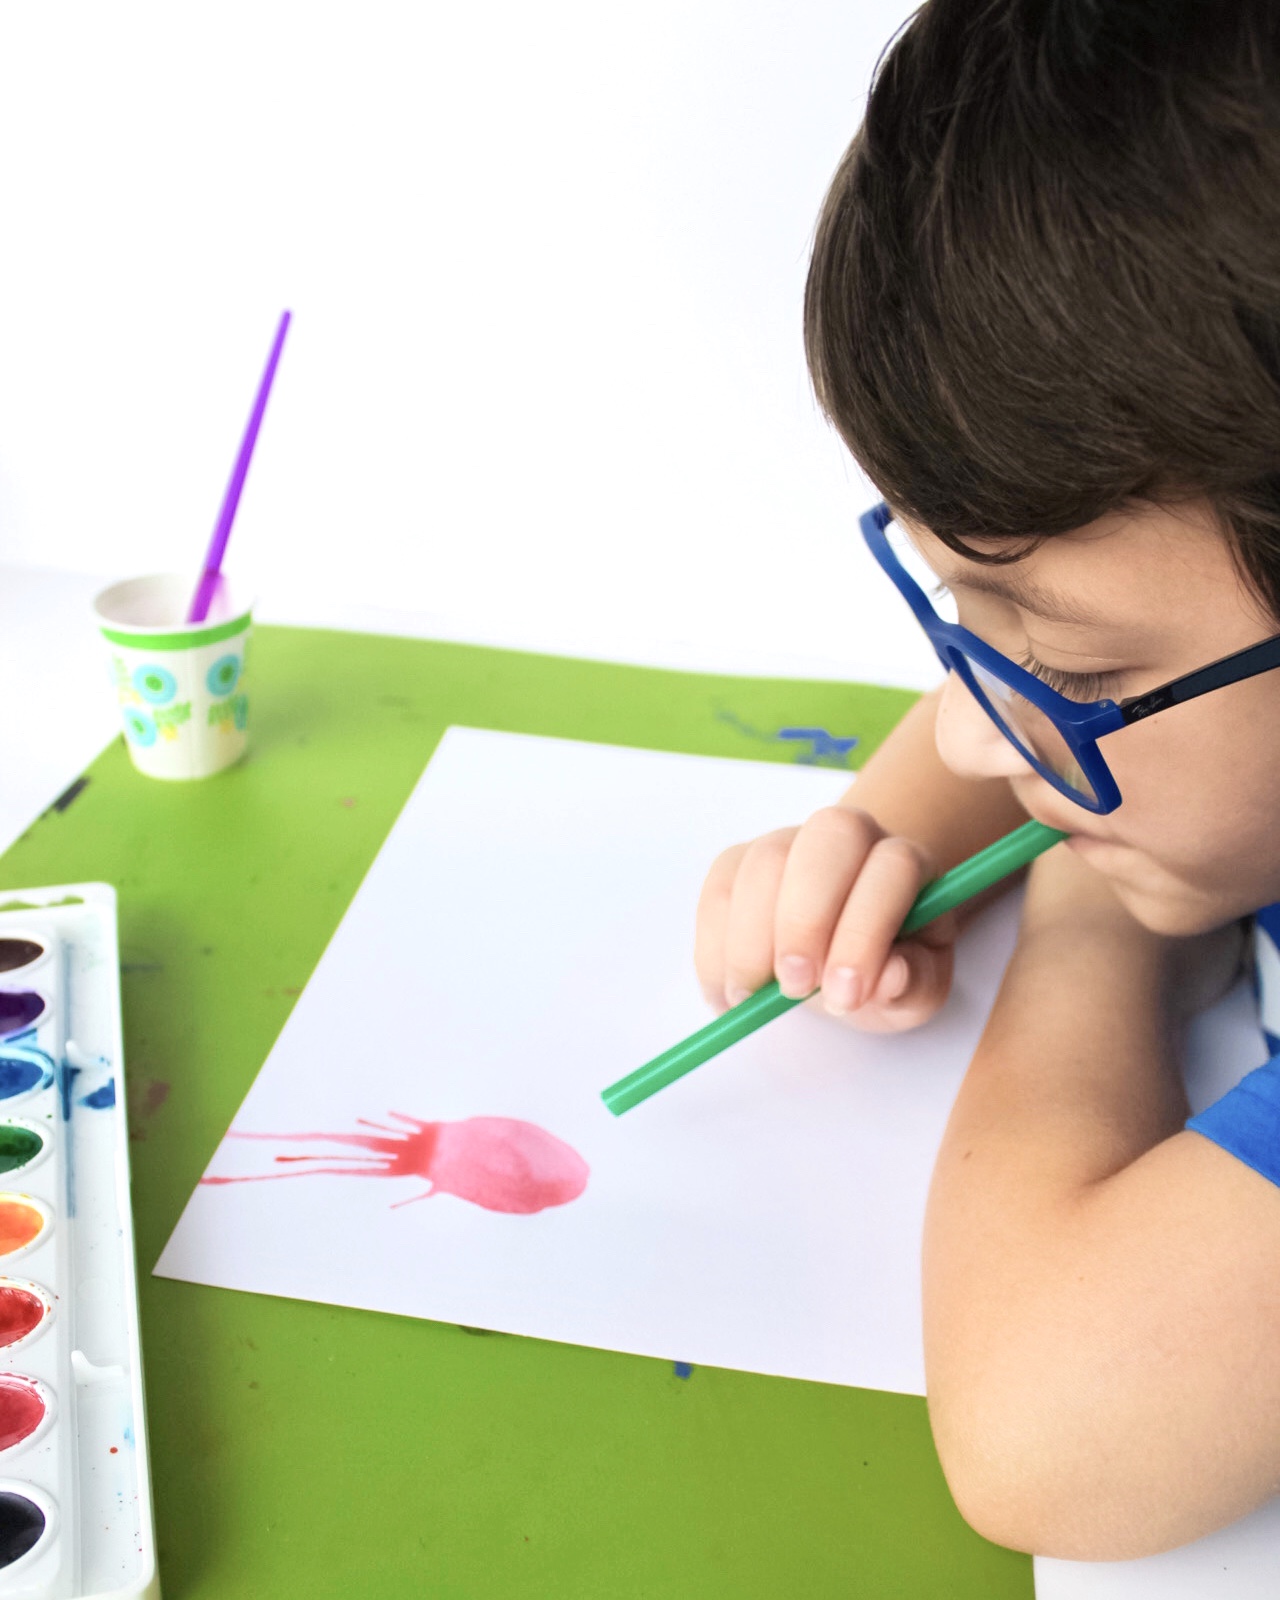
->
[0,628,1031,1599]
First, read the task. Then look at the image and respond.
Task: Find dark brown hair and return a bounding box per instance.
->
[804,0,1280,614]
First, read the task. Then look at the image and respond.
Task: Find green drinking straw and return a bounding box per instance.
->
[601,817,1068,1116]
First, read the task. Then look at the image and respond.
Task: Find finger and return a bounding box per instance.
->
[841,938,956,1034]
[694,842,750,1010]
[820,836,938,1015]
[722,828,797,1008]
[772,807,881,999]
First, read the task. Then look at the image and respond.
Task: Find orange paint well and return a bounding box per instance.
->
[0,1203,44,1257]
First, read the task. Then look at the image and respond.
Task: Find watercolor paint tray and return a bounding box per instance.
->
[0,886,156,1599]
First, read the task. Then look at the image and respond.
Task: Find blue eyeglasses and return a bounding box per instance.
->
[861,500,1280,813]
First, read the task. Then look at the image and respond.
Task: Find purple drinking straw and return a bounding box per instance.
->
[186,309,292,625]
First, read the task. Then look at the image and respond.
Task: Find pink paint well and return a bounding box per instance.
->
[202,1113,589,1213]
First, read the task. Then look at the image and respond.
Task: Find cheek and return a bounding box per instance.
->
[1101,702,1280,911]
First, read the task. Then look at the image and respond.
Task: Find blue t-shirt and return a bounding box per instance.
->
[1185,903,1280,1182]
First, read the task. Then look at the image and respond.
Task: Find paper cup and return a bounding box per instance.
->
[93,576,253,780]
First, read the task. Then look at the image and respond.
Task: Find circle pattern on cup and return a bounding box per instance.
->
[0,1199,49,1261]
[0,1281,50,1351]
[206,654,242,697]
[123,708,157,747]
[0,1377,47,1453]
[132,664,177,705]
[0,1488,47,1569]
[0,1052,52,1105]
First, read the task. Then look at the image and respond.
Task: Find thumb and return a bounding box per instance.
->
[859,934,955,1031]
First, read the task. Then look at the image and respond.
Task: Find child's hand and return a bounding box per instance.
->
[694,805,959,1033]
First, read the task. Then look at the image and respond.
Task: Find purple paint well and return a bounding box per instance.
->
[0,995,44,1041]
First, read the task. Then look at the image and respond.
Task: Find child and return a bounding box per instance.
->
[696,0,1280,1561]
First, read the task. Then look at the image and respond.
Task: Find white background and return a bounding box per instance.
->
[0,1,948,845]
[0,0,938,680]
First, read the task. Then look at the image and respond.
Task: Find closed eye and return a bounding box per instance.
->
[1017,652,1121,703]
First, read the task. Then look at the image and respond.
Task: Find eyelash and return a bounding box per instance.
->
[1016,652,1120,703]
[925,583,1123,702]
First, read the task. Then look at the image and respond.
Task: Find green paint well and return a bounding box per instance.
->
[0,1128,42,1176]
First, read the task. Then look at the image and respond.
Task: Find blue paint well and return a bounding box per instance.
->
[80,1081,116,1110]
[0,1051,53,1101]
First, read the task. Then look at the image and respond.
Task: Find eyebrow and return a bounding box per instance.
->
[945,568,1104,627]
[889,504,1108,627]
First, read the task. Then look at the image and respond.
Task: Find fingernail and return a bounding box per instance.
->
[777,955,815,998]
[824,966,861,1016]
[725,983,751,1009]
[882,953,910,1001]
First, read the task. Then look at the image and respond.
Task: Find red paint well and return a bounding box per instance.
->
[203,1113,589,1213]
[0,1289,43,1349]
[0,1378,44,1451]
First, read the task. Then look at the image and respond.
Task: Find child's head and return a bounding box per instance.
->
[806,0,1280,933]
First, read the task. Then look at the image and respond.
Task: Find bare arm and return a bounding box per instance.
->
[922,843,1266,1559]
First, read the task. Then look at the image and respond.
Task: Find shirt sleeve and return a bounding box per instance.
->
[1187,1055,1280,1187]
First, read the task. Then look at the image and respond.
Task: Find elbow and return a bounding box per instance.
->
[927,1384,1208,1562]
[928,1399,1047,1556]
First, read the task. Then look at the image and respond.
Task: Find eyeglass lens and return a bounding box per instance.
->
[961,658,1099,806]
[884,525,1099,804]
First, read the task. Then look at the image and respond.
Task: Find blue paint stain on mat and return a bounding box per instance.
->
[776,727,859,764]
[673,1362,693,1380]
[715,708,859,769]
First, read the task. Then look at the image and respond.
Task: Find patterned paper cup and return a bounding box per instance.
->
[93,575,253,780]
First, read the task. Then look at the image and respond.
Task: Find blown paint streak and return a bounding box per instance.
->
[201,1113,589,1213]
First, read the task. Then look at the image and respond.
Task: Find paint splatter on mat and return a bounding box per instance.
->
[202,1113,589,1214]
[714,708,859,768]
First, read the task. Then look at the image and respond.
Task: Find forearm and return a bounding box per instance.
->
[921,880,1198,1553]
[838,685,1030,917]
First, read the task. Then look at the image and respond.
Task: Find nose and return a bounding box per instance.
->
[934,670,1037,782]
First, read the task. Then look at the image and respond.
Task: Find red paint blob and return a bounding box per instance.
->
[204,1112,589,1213]
[0,1378,44,1451]
[0,1289,44,1349]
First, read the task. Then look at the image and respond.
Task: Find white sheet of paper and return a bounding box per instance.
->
[156,727,1268,1416]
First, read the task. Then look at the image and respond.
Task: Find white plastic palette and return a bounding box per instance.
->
[0,887,156,1599]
